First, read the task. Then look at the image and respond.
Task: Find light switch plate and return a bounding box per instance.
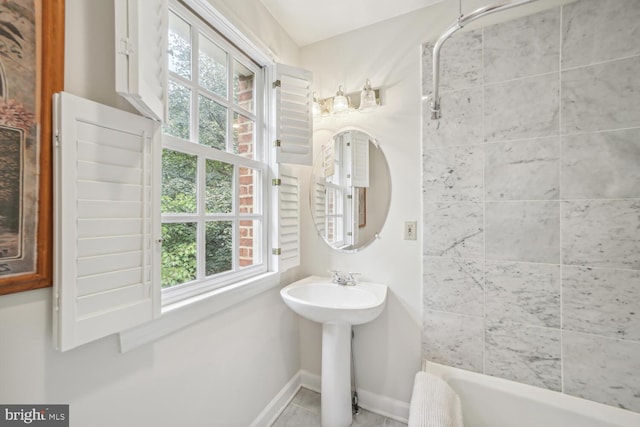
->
[404,221,417,240]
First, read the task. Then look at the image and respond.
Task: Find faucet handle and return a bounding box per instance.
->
[345,272,361,285]
[329,270,343,282]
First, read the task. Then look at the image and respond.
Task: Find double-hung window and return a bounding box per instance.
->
[161,3,267,304]
[52,0,312,352]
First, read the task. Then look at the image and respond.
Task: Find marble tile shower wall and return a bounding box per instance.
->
[420,0,640,412]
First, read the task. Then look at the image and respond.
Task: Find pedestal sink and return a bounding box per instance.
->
[280,276,387,427]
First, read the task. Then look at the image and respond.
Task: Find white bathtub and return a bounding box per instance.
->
[423,361,640,427]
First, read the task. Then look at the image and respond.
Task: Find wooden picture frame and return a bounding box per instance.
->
[0,0,64,295]
[358,187,366,228]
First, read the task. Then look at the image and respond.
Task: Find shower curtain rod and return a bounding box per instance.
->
[430,0,541,119]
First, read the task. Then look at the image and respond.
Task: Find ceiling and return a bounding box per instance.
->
[260,0,445,46]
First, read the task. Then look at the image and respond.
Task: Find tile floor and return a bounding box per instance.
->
[271,388,407,427]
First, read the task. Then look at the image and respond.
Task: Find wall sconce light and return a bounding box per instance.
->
[358,79,378,112]
[313,79,382,118]
[332,85,350,114]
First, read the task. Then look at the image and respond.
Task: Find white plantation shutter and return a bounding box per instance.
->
[274,165,300,272]
[348,131,370,188]
[322,139,335,178]
[115,0,167,120]
[313,176,326,237]
[274,63,313,165]
[53,92,161,352]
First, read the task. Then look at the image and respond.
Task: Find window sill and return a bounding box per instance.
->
[119,271,282,352]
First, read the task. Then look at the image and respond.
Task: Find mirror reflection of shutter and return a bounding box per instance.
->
[314,176,326,238]
[274,64,313,165]
[115,0,167,121]
[53,92,161,352]
[351,132,370,188]
[273,165,300,272]
[322,139,335,178]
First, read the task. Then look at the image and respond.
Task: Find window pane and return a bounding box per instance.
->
[161,222,197,288]
[233,112,254,159]
[238,167,259,214]
[233,60,254,112]
[168,11,191,79]
[199,34,227,97]
[205,221,232,276]
[239,220,260,268]
[199,95,226,150]
[206,160,233,213]
[162,150,197,213]
[166,80,191,140]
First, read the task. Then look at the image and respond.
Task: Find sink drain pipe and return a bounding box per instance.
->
[351,329,360,415]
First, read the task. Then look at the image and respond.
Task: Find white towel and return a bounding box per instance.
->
[408,371,464,427]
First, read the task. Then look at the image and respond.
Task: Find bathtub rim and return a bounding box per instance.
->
[422,360,640,427]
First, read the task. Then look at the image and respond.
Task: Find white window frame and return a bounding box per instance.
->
[161,1,270,306]
[116,0,309,353]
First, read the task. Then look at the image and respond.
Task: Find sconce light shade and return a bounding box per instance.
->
[358,79,377,112]
[332,85,349,114]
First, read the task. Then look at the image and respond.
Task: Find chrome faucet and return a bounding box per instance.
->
[330,271,360,286]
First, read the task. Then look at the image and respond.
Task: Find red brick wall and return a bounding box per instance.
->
[236,74,255,267]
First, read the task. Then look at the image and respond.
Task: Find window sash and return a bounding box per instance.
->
[162,1,267,303]
[168,3,262,156]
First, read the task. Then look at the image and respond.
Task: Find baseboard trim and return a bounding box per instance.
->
[249,371,302,427]
[251,370,410,426]
[356,388,410,423]
[299,369,321,393]
[299,371,409,424]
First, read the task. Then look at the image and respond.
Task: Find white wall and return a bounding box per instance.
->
[0,1,303,426]
[299,0,576,407]
[0,279,299,426]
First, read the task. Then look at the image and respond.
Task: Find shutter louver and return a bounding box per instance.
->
[322,139,335,178]
[349,132,370,188]
[274,64,313,165]
[115,0,167,121]
[53,92,161,352]
[313,176,326,237]
[275,165,300,272]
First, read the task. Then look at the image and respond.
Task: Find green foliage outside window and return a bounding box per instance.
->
[162,17,259,289]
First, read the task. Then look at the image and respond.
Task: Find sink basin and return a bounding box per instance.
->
[280,276,388,427]
[280,275,387,324]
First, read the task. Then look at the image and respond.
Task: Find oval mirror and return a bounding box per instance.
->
[310,129,391,252]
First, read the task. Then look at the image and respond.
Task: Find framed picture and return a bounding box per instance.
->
[0,0,64,295]
[358,187,366,228]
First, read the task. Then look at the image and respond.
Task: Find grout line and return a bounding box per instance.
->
[560,52,640,73]
[425,253,640,274]
[425,307,485,320]
[558,3,565,395]
[425,198,640,203]
[481,25,487,376]
[483,69,560,88]
[424,125,640,151]
[427,306,640,346]
[561,329,640,345]
[424,124,640,150]
[558,125,640,138]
